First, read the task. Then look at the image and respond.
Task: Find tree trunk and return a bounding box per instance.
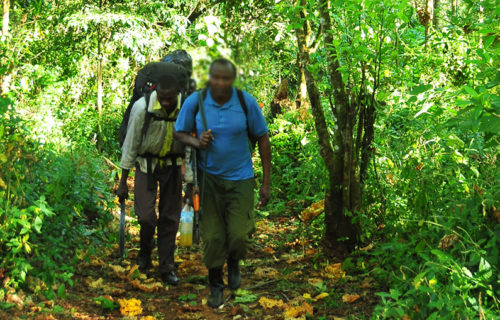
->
[97,57,103,152]
[296,56,308,114]
[270,79,289,119]
[96,0,103,152]
[318,0,360,250]
[2,0,9,35]
[451,0,457,15]
[433,0,439,29]
[425,0,434,43]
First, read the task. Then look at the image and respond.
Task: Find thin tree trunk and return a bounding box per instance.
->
[270,79,288,119]
[296,54,307,112]
[451,0,457,15]
[2,0,9,35]
[97,57,103,152]
[425,0,434,43]
[318,0,360,250]
[96,0,103,151]
[433,0,439,29]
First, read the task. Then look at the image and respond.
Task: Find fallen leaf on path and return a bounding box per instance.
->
[307,278,323,286]
[87,278,105,290]
[284,270,302,280]
[360,278,373,289]
[140,316,156,320]
[109,264,127,274]
[342,293,361,303]
[130,280,164,293]
[314,292,329,300]
[111,288,126,295]
[259,296,285,309]
[300,200,324,223]
[6,293,24,309]
[323,263,345,281]
[90,257,105,267]
[128,265,139,277]
[262,247,276,254]
[118,298,142,316]
[255,267,279,279]
[284,301,314,319]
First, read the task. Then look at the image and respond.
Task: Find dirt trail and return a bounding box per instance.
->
[2,204,379,319]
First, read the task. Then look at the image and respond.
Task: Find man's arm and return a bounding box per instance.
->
[257,134,271,208]
[174,129,214,149]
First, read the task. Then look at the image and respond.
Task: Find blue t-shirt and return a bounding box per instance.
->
[175,87,268,180]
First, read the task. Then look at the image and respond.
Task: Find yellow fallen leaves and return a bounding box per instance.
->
[303,292,329,301]
[130,279,164,293]
[323,263,345,281]
[118,298,142,316]
[342,293,361,303]
[259,296,285,309]
[314,292,329,300]
[284,301,314,319]
[87,278,106,290]
[300,200,324,223]
[140,316,155,320]
[259,296,313,319]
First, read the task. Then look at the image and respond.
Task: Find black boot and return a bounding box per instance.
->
[137,225,154,272]
[207,267,224,308]
[136,252,152,272]
[227,258,241,290]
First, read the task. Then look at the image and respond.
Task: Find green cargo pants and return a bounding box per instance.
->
[200,173,256,269]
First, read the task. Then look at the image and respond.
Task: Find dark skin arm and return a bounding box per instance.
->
[173,129,214,149]
[257,134,271,208]
[116,168,130,202]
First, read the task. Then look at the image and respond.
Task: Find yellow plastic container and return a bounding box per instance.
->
[179,205,193,247]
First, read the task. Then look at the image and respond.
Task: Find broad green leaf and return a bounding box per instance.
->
[478,257,493,281]
[409,84,432,95]
[484,35,496,49]
[463,86,478,97]
[34,216,43,233]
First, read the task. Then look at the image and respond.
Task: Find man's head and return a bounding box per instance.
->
[209,58,236,99]
[155,63,187,112]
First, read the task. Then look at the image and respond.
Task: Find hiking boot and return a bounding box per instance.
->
[207,267,224,308]
[227,258,241,290]
[207,284,224,308]
[136,253,152,272]
[161,270,179,286]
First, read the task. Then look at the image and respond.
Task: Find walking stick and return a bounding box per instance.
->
[192,134,200,244]
[119,199,126,257]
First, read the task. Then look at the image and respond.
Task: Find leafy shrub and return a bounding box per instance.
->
[0,96,114,298]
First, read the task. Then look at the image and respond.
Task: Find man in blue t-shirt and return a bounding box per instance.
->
[174,58,271,308]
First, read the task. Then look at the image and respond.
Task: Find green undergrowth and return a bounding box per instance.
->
[0,95,115,305]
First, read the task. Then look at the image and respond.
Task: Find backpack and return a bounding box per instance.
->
[195,88,258,151]
[119,61,189,148]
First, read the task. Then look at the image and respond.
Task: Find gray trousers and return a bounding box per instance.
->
[134,163,182,273]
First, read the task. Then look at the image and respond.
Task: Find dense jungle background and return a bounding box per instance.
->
[0,0,499,319]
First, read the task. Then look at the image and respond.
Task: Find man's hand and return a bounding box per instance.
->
[116,170,130,202]
[198,129,214,149]
[257,185,270,209]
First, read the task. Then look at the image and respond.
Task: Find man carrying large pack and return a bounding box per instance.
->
[116,62,188,286]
